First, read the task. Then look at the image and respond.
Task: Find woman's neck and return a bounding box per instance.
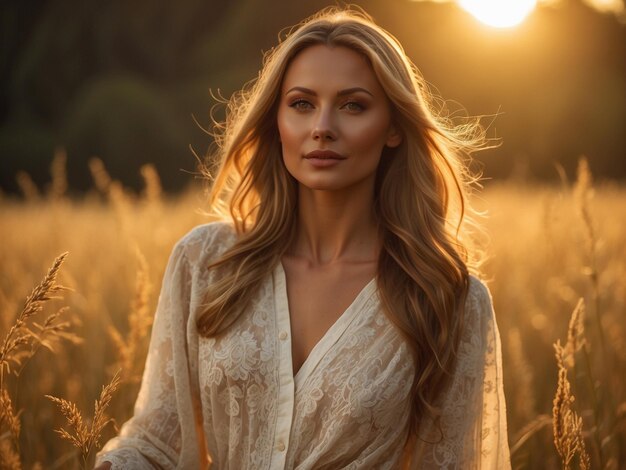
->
[288,185,380,266]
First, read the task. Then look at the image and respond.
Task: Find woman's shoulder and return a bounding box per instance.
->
[466,275,492,309]
[464,275,496,330]
[173,220,238,262]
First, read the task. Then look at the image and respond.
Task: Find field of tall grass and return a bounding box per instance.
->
[0,155,624,469]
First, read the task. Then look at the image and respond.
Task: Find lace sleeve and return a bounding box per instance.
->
[95,241,205,469]
[405,277,511,470]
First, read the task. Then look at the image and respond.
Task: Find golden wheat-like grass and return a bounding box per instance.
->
[140,163,162,204]
[88,158,113,196]
[1,155,624,468]
[108,248,153,383]
[0,389,21,442]
[0,438,22,470]
[49,148,68,201]
[553,340,591,470]
[0,252,68,374]
[15,171,39,202]
[0,252,75,378]
[562,298,586,369]
[0,251,80,468]
[46,369,121,467]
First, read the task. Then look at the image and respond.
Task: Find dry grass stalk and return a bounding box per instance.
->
[15,171,39,202]
[573,158,621,463]
[574,156,596,287]
[0,252,78,466]
[0,253,70,378]
[508,328,535,422]
[88,158,112,195]
[108,181,132,234]
[45,396,88,451]
[31,307,81,351]
[89,158,130,218]
[88,158,133,229]
[563,298,586,369]
[46,370,121,467]
[108,249,153,383]
[510,414,552,456]
[574,157,593,205]
[140,163,162,203]
[561,298,603,456]
[91,370,122,448]
[0,389,20,441]
[0,438,21,470]
[49,148,68,200]
[553,341,591,470]
[108,181,129,207]
[574,156,607,356]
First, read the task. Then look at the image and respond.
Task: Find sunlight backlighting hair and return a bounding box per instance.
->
[198,6,488,440]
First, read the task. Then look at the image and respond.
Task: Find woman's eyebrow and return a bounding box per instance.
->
[285,86,316,95]
[337,87,373,97]
[285,86,374,97]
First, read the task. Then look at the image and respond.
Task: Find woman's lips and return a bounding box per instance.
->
[304,150,346,167]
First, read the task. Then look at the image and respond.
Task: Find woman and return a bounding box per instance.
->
[96,7,510,469]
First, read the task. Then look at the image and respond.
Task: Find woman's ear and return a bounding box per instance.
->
[385,125,402,148]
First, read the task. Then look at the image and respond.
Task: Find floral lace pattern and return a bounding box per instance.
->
[96,222,510,469]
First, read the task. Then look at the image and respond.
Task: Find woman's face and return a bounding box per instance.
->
[277,44,401,194]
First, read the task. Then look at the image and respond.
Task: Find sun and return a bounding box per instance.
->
[458,0,537,28]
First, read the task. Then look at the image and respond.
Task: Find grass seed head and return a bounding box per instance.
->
[0,438,22,470]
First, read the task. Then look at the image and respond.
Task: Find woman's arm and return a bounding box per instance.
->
[94,240,205,469]
[406,277,511,469]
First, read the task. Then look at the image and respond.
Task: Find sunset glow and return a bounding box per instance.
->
[459,0,537,28]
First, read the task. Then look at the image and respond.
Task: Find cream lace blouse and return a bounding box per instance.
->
[96,222,510,469]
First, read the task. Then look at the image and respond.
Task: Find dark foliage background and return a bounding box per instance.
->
[1,0,625,193]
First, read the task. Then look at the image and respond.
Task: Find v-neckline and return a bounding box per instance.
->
[273,262,377,389]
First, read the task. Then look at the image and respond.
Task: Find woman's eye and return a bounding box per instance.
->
[289,99,313,111]
[343,101,365,112]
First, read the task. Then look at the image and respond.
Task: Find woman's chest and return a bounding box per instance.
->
[193,272,415,466]
[280,259,378,376]
[195,278,414,413]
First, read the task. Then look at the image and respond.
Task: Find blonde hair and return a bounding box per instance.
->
[199,6,486,437]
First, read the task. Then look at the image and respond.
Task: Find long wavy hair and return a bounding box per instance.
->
[198,6,486,437]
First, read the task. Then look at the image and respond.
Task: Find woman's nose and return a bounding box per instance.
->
[311,109,337,141]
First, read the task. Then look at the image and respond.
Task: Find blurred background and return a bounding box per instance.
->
[1,0,625,194]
